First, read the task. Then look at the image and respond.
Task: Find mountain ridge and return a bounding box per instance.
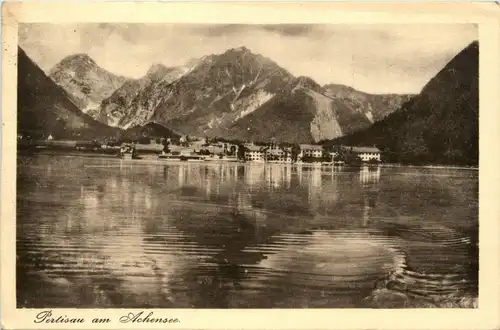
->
[96,63,189,127]
[85,46,411,142]
[36,46,432,144]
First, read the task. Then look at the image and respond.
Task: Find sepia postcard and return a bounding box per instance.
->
[1,1,500,330]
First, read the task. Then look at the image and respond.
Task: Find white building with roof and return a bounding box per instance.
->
[351,146,381,162]
[267,144,292,163]
[299,144,324,160]
[244,144,266,162]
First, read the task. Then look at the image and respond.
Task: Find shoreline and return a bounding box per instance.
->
[378,163,478,171]
[18,149,479,170]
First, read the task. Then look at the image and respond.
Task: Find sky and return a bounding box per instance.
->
[18,23,478,94]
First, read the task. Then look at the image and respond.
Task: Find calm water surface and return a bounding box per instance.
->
[17,155,478,308]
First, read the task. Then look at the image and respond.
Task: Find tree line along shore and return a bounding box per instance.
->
[17,134,477,168]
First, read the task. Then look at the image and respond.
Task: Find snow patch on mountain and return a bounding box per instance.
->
[234,90,274,121]
[307,90,343,142]
[107,112,123,128]
[82,100,100,114]
[365,110,374,123]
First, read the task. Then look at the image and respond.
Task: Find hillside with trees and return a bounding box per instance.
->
[326,41,479,166]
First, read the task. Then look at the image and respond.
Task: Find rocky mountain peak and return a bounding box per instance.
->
[50,53,96,73]
[293,76,322,92]
[48,53,129,113]
[216,46,270,66]
[146,63,169,76]
[323,83,357,96]
[69,53,95,62]
[227,46,251,54]
[145,63,179,81]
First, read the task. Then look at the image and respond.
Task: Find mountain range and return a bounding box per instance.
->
[17,41,478,165]
[329,41,479,166]
[42,46,413,143]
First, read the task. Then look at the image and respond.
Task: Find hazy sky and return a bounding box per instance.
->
[19,23,477,94]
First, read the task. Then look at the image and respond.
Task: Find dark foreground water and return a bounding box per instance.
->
[16,155,478,308]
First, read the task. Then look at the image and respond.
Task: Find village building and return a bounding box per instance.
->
[299,144,324,159]
[280,147,293,163]
[244,144,266,162]
[325,150,339,162]
[266,144,292,163]
[206,144,225,155]
[351,146,381,162]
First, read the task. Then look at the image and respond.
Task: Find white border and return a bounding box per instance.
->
[2,2,500,330]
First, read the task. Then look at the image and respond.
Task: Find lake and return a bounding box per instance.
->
[16,154,478,308]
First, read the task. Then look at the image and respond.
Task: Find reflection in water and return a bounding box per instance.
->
[360,167,381,227]
[360,166,381,185]
[17,156,478,308]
